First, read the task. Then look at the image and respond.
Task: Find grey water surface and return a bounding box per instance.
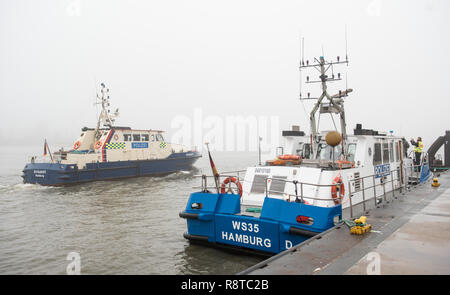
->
[0,146,263,274]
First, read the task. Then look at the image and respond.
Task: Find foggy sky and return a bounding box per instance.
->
[1,0,449,156]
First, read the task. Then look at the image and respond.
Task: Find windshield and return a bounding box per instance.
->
[346,143,357,162]
[317,143,342,161]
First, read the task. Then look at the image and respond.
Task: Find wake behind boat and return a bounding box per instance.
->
[22,83,201,186]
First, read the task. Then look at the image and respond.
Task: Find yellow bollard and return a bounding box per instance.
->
[432,178,440,188]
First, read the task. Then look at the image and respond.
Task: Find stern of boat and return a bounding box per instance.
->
[22,162,78,186]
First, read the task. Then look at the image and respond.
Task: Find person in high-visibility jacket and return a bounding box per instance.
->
[410,137,423,165]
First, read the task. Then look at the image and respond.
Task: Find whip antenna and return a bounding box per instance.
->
[345,25,349,63]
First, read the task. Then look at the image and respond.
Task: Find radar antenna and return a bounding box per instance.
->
[299,45,352,158]
[94,83,119,138]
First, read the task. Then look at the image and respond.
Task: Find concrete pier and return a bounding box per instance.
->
[240,172,450,275]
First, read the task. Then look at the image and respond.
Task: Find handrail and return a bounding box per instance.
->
[194,171,246,193]
[195,162,427,219]
[262,162,425,218]
[264,176,342,204]
[193,169,247,178]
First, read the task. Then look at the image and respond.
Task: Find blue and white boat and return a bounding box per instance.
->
[22,83,201,186]
[180,53,432,255]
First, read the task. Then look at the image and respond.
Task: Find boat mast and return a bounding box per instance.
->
[94,83,119,139]
[299,55,352,158]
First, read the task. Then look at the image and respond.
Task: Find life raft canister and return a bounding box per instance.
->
[278,154,301,161]
[220,177,243,197]
[94,140,103,149]
[335,160,355,168]
[73,141,81,150]
[331,175,345,205]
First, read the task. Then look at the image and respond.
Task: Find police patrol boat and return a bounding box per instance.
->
[22,83,201,186]
[180,52,432,255]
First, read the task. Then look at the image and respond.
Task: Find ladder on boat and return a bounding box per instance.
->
[407,153,431,185]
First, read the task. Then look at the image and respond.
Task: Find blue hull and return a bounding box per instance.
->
[22,152,201,186]
[180,192,342,255]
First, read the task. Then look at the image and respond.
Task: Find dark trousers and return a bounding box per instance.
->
[414,152,422,166]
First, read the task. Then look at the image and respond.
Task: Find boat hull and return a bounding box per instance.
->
[22,152,201,186]
[180,191,342,254]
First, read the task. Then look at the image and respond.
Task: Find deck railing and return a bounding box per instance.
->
[193,163,428,219]
[192,170,247,192]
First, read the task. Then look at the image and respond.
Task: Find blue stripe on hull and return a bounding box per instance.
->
[22,152,201,186]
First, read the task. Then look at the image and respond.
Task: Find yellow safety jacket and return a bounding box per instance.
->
[414,141,423,153]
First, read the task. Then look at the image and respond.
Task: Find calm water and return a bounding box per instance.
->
[0,146,263,274]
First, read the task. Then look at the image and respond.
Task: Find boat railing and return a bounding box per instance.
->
[264,177,339,204]
[193,163,426,219]
[192,170,247,192]
[346,166,402,219]
[265,163,426,219]
[28,155,57,164]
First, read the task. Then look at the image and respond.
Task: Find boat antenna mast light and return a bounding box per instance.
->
[299,50,352,159]
[94,83,119,136]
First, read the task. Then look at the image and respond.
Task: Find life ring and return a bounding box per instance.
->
[113,134,119,141]
[94,141,102,149]
[73,141,81,150]
[331,176,345,205]
[220,177,243,197]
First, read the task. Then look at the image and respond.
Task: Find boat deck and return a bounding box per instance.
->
[239,171,450,275]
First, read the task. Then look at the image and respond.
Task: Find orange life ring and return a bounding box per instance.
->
[331,176,345,205]
[73,141,81,150]
[94,141,102,149]
[220,177,243,197]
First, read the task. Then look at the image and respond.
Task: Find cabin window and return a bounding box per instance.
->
[80,133,84,137]
[151,134,155,141]
[302,144,311,159]
[389,142,394,163]
[373,143,382,165]
[276,147,284,157]
[156,134,164,141]
[133,134,141,141]
[250,174,268,194]
[141,134,149,141]
[318,144,342,161]
[269,176,287,195]
[346,144,357,162]
[395,141,400,161]
[382,143,390,163]
[123,134,132,141]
